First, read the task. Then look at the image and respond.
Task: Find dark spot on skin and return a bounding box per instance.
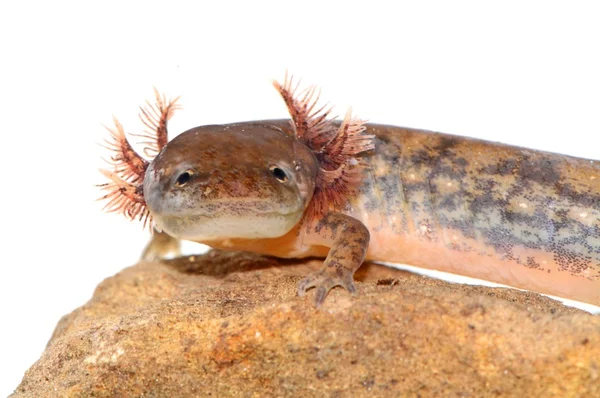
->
[437,193,460,211]
[380,145,401,164]
[374,133,395,145]
[480,155,561,186]
[433,136,460,153]
[444,219,477,240]
[454,157,468,167]
[502,210,552,236]
[479,227,516,255]
[427,181,438,195]
[551,245,593,274]
[525,257,541,270]
[379,175,402,205]
[468,191,503,216]
[349,251,363,263]
[360,177,380,212]
[434,164,467,181]
[518,156,561,185]
[556,183,600,208]
[480,158,519,176]
[410,149,436,169]
[403,181,430,194]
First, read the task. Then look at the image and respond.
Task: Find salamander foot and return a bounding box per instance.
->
[298,264,358,307]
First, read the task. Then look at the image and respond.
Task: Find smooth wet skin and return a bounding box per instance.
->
[142,120,600,307]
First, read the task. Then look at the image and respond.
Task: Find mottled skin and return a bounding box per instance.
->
[143,120,600,306]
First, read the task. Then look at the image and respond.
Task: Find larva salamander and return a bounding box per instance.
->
[99,76,600,307]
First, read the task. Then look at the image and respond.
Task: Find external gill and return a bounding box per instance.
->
[273,74,375,218]
[98,169,150,226]
[98,89,180,228]
[133,88,181,157]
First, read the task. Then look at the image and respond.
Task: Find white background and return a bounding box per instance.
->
[2,1,600,395]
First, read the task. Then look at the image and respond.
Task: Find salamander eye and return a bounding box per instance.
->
[269,165,288,183]
[175,170,193,187]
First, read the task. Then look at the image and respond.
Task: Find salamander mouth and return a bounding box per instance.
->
[153,210,303,241]
[146,191,304,216]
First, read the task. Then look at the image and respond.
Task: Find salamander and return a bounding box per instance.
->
[99,75,600,307]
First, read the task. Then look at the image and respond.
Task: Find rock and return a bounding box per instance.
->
[12,250,600,397]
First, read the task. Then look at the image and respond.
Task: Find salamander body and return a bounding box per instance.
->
[99,78,600,307]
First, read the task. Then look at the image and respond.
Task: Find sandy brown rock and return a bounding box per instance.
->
[12,250,600,397]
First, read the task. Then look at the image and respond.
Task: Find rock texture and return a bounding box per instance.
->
[12,250,600,397]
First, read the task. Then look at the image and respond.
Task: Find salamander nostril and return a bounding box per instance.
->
[175,171,192,187]
[270,166,288,183]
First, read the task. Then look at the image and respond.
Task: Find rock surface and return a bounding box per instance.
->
[12,250,600,397]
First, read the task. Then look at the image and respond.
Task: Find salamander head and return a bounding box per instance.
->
[143,122,318,241]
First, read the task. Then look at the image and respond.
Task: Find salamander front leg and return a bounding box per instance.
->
[298,212,370,307]
[141,229,181,261]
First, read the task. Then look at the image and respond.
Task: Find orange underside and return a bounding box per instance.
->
[205,224,600,307]
[367,229,600,307]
